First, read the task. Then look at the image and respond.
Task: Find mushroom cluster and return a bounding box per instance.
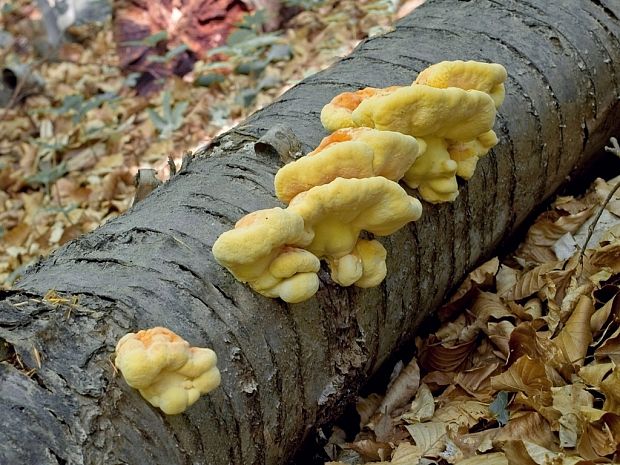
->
[213,60,506,302]
[115,327,221,414]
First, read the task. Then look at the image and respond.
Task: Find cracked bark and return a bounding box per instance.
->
[1,1,620,464]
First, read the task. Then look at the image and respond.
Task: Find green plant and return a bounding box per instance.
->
[197,10,292,92]
[25,161,69,197]
[147,90,188,138]
[49,91,119,124]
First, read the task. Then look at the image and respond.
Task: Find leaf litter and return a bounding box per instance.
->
[0,0,405,287]
[325,168,620,464]
[3,2,619,464]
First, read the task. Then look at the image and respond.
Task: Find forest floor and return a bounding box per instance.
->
[1,1,620,464]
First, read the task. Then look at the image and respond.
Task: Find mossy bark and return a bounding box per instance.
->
[1,1,620,464]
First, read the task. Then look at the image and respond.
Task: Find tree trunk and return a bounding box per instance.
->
[1,1,619,464]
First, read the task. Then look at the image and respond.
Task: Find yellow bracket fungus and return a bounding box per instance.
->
[320,86,400,132]
[328,239,388,288]
[274,128,421,203]
[414,60,507,108]
[115,327,221,415]
[351,85,497,141]
[212,60,506,301]
[402,137,459,203]
[288,177,422,259]
[317,60,506,203]
[212,208,321,303]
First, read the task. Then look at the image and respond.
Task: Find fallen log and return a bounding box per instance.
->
[1,1,619,463]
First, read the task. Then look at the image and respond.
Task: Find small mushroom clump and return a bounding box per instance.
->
[115,327,221,415]
[213,60,506,302]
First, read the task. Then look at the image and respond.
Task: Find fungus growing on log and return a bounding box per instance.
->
[214,60,507,300]
[115,327,221,415]
[318,60,507,203]
[211,208,320,303]
[402,136,460,203]
[414,60,507,107]
[319,86,400,132]
[274,127,421,203]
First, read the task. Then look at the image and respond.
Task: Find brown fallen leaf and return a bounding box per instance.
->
[491,356,553,404]
[552,295,594,369]
[552,383,594,448]
[376,358,420,418]
[577,412,620,460]
[404,421,447,458]
[494,412,556,450]
[420,335,479,372]
[600,365,620,415]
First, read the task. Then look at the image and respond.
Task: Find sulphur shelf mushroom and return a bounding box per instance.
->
[115,327,221,415]
[319,60,507,202]
[274,127,421,203]
[212,60,506,301]
[211,208,320,303]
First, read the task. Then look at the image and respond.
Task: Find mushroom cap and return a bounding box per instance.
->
[327,238,388,288]
[354,239,388,288]
[320,86,400,132]
[250,247,321,303]
[267,272,320,303]
[274,128,420,203]
[212,207,311,282]
[115,327,220,415]
[288,177,422,258]
[275,140,375,203]
[403,136,459,203]
[415,60,507,108]
[447,130,499,179]
[328,253,364,286]
[352,84,497,142]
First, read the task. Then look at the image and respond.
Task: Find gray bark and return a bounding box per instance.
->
[2,1,620,464]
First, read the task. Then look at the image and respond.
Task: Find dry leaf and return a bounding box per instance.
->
[348,438,392,462]
[552,384,594,447]
[471,292,515,325]
[405,421,447,458]
[420,336,478,372]
[503,261,561,301]
[454,452,508,465]
[577,412,620,459]
[377,358,420,417]
[432,400,493,430]
[594,333,620,363]
[491,356,552,404]
[600,365,620,414]
[516,208,594,264]
[454,363,501,399]
[390,442,423,465]
[578,362,614,387]
[552,295,594,368]
[402,383,435,423]
[494,412,556,450]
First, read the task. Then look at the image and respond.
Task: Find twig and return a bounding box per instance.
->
[578,137,620,268]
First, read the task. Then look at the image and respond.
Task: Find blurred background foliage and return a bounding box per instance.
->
[0,0,422,287]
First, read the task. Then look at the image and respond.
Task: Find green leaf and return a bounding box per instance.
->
[235,59,267,75]
[266,44,292,62]
[25,162,69,188]
[226,29,256,46]
[489,391,510,426]
[194,73,226,87]
[171,100,188,127]
[122,30,168,47]
[146,43,189,63]
[147,108,167,129]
